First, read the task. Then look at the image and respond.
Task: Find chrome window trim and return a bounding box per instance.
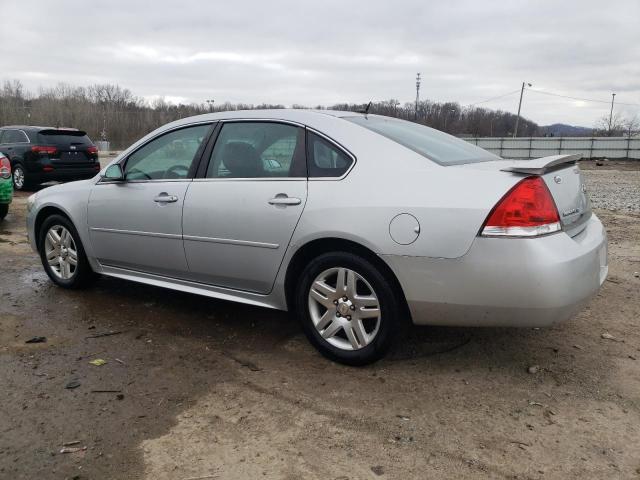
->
[306,127,357,181]
[192,177,306,183]
[17,129,30,143]
[97,178,193,185]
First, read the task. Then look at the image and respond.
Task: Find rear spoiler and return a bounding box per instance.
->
[500,154,580,175]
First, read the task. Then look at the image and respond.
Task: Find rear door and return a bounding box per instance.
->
[182,121,307,293]
[87,123,213,277]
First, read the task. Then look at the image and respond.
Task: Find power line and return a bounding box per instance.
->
[467,89,521,107]
[525,88,640,107]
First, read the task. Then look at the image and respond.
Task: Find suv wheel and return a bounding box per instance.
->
[295,251,401,366]
[38,214,96,289]
[12,164,29,191]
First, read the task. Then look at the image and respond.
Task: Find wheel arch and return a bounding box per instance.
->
[34,206,74,247]
[283,237,411,320]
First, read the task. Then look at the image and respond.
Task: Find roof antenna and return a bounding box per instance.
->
[358,101,372,116]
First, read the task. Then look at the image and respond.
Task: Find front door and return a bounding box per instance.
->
[87,123,212,277]
[182,121,307,293]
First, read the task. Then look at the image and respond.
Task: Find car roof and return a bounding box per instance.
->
[166,109,366,128]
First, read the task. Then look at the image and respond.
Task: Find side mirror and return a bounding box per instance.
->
[102,164,124,181]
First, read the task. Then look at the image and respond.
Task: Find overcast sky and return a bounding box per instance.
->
[2,0,639,126]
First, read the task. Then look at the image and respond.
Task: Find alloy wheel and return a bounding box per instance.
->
[44,225,78,280]
[308,267,381,351]
[13,167,25,189]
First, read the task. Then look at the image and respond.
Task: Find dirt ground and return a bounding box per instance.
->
[1,164,639,480]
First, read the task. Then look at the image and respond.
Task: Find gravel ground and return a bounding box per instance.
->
[582,167,640,213]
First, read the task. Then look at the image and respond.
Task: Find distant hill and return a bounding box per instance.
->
[539,123,594,137]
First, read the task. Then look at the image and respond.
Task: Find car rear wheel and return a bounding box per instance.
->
[0,204,7,221]
[295,251,401,366]
[38,214,96,289]
[12,164,30,191]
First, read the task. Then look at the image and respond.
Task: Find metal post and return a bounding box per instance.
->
[513,82,525,138]
[608,93,616,135]
[415,73,421,121]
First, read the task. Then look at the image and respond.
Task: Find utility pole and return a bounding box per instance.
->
[608,93,616,135]
[513,81,532,138]
[206,99,215,113]
[415,73,421,121]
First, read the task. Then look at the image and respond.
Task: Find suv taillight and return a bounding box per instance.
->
[0,155,10,179]
[87,145,98,155]
[480,176,561,237]
[32,145,58,156]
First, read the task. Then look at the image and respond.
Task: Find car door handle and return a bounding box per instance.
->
[154,194,179,203]
[268,195,301,206]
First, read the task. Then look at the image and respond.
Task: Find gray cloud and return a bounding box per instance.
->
[1,0,639,126]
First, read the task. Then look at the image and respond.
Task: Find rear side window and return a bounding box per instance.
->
[2,129,29,143]
[346,116,500,165]
[38,130,92,146]
[307,132,353,178]
[206,122,306,178]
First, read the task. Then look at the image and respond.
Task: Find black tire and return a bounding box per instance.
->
[295,251,402,366]
[38,214,96,289]
[12,163,31,191]
[0,204,7,221]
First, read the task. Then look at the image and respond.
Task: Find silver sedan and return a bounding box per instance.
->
[26,110,608,365]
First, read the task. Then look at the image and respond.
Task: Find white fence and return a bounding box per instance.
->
[463,137,640,160]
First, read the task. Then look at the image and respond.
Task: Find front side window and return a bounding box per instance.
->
[346,116,500,165]
[124,124,210,180]
[206,122,305,178]
[307,132,353,177]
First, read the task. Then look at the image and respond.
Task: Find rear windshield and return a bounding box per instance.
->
[38,130,92,146]
[346,116,500,165]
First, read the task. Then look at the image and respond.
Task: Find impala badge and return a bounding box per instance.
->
[562,207,580,217]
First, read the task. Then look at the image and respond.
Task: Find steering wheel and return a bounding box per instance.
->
[165,164,190,179]
[126,168,152,180]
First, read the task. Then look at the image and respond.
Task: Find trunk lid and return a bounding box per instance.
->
[455,154,592,237]
[37,129,96,165]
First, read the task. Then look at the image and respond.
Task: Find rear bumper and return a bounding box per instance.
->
[383,214,608,327]
[0,179,12,204]
[27,167,99,184]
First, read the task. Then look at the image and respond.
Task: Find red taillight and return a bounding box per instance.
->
[481,176,561,237]
[31,145,58,156]
[87,145,98,155]
[43,165,55,172]
[0,155,10,179]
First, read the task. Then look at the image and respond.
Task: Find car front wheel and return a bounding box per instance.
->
[38,214,96,289]
[295,251,402,366]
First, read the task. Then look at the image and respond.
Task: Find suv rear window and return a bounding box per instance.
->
[38,130,93,146]
[346,116,499,165]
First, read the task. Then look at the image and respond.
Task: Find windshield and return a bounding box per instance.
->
[346,115,500,165]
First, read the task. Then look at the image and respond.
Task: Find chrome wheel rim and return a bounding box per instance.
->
[13,167,24,189]
[44,225,78,280]
[308,267,381,351]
